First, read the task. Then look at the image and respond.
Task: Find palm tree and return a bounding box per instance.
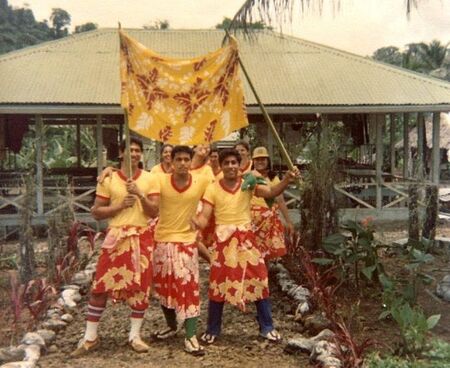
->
[228,0,419,32]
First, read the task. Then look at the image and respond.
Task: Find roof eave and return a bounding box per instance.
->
[0,103,449,115]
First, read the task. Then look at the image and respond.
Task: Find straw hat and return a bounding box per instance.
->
[252,146,270,159]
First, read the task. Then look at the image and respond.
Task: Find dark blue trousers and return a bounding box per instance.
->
[206,298,274,336]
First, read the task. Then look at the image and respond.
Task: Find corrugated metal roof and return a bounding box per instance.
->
[1,28,450,108]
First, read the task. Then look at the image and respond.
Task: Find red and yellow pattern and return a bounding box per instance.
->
[91,226,153,309]
[119,30,248,145]
[251,204,287,260]
[209,224,269,310]
[153,241,200,320]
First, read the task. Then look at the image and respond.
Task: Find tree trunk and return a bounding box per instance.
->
[18,175,36,284]
[422,185,438,240]
[408,184,420,243]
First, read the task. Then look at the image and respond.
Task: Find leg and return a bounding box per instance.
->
[200,299,224,344]
[70,292,106,357]
[255,298,281,341]
[127,295,150,352]
[184,316,204,356]
[153,305,178,340]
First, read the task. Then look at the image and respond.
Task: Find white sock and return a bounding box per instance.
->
[129,317,144,342]
[84,321,99,341]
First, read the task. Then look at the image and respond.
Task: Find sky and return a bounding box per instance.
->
[8,0,450,56]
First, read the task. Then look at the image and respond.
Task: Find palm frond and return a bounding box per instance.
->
[228,0,419,34]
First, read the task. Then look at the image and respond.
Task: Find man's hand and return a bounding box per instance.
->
[284,167,300,183]
[126,179,143,198]
[121,194,136,209]
[97,166,116,183]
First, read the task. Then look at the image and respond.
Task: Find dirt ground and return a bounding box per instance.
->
[0,222,449,367]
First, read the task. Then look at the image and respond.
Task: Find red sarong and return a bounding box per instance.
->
[153,241,200,320]
[251,205,287,260]
[91,226,153,309]
[209,224,269,310]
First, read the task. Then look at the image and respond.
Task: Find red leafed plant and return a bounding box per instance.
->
[9,273,26,325]
[298,245,374,367]
[24,278,57,324]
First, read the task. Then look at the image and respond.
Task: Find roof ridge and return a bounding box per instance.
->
[264,31,450,91]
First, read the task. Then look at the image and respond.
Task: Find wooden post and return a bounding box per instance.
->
[403,113,410,179]
[432,112,440,184]
[390,113,396,175]
[417,112,425,180]
[96,115,103,176]
[375,114,384,209]
[76,119,81,168]
[123,110,132,178]
[35,114,44,215]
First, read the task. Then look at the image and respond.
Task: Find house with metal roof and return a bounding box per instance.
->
[1,28,450,232]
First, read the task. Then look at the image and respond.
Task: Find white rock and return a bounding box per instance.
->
[287,329,335,353]
[295,301,310,319]
[0,361,36,368]
[61,284,80,291]
[23,345,40,363]
[46,308,62,319]
[0,346,25,363]
[61,313,74,323]
[21,333,45,348]
[61,289,81,308]
[42,318,67,331]
[36,329,56,345]
[436,275,450,302]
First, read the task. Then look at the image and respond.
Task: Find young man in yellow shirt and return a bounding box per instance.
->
[192,148,299,344]
[72,137,154,357]
[147,145,210,356]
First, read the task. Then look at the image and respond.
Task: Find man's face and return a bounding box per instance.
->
[120,142,142,167]
[172,152,191,175]
[194,144,210,159]
[209,151,219,166]
[162,146,172,164]
[221,155,240,180]
[235,145,249,160]
[253,157,268,172]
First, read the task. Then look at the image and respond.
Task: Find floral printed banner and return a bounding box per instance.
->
[119,30,249,144]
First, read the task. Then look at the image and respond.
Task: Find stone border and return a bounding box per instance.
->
[0,252,97,368]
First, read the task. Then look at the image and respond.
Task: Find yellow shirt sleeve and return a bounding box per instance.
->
[95,178,111,199]
[202,182,216,206]
[148,173,162,196]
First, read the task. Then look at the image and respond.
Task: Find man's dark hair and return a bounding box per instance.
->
[210,146,219,155]
[171,145,193,159]
[219,148,241,166]
[234,140,250,152]
[160,143,173,154]
[119,137,143,152]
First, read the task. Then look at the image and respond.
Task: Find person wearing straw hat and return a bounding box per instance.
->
[192,148,299,344]
[251,146,294,260]
[72,137,154,357]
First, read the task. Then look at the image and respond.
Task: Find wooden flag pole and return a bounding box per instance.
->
[224,30,301,185]
[118,22,132,178]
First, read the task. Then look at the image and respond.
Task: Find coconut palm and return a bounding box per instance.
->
[228,0,419,32]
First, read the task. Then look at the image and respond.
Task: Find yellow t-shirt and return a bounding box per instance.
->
[202,179,255,226]
[150,163,171,175]
[211,166,223,180]
[95,170,154,228]
[251,176,280,208]
[190,163,215,183]
[239,160,252,175]
[150,173,209,242]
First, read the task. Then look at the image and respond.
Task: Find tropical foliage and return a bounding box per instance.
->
[0,0,97,54]
[372,41,450,81]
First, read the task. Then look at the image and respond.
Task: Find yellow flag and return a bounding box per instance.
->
[119,30,249,144]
